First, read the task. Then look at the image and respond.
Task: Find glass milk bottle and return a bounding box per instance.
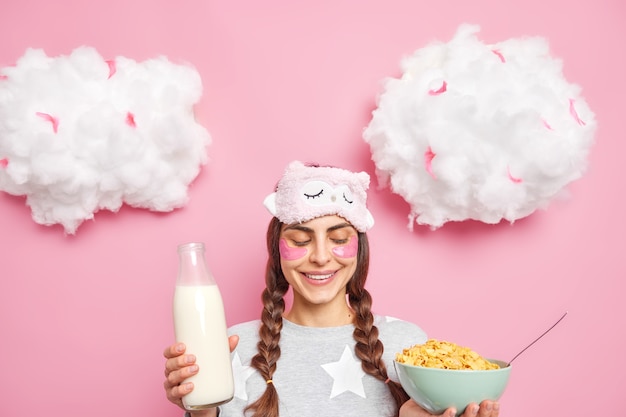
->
[173,242,234,410]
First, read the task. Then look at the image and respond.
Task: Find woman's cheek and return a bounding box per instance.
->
[279,238,308,260]
[332,236,358,258]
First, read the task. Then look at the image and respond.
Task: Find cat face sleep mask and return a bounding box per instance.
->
[263,161,375,232]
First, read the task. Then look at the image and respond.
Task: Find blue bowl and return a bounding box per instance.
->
[394,359,511,416]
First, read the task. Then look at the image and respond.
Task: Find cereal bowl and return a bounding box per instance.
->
[394,359,511,416]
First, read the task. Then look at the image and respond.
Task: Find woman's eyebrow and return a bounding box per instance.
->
[283,224,313,233]
[283,222,353,233]
[327,223,353,232]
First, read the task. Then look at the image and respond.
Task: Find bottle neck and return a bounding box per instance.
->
[177,242,215,286]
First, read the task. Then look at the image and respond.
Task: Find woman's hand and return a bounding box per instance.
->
[163,335,239,416]
[400,399,500,417]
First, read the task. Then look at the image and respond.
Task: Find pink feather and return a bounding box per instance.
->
[35,112,59,133]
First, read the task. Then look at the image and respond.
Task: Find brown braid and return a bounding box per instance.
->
[245,217,287,417]
[247,218,408,417]
[349,232,410,417]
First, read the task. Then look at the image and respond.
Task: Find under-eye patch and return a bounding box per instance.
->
[279,238,308,260]
[331,236,358,258]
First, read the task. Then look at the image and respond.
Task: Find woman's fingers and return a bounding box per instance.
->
[167,362,199,385]
[165,353,197,374]
[163,342,199,405]
[476,400,499,417]
[163,336,238,409]
[229,335,239,352]
[399,400,499,417]
[163,343,198,380]
[165,379,193,405]
[458,401,500,417]
[163,342,186,359]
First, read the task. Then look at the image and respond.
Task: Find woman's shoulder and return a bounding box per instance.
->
[228,319,261,336]
[374,314,428,346]
[227,319,262,360]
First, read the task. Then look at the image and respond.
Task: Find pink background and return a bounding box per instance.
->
[1,1,623,416]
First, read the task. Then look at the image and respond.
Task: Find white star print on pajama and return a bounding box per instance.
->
[231,351,255,401]
[321,345,366,398]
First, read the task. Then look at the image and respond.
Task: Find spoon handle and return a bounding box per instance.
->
[508,311,568,365]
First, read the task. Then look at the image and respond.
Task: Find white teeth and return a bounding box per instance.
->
[306,273,333,280]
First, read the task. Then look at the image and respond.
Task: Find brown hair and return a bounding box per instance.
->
[245,217,409,417]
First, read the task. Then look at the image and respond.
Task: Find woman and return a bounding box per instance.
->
[163,161,500,417]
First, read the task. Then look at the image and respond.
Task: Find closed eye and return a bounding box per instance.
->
[343,192,353,204]
[304,189,324,199]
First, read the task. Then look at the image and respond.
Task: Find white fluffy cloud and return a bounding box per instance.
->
[363,24,596,230]
[0,47,210,234]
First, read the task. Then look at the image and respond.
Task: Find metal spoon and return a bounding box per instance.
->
[507,311,568,366]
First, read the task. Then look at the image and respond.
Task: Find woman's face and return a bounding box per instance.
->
[279,215,359,308]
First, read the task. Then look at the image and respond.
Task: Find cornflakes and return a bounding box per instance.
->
[396,339,500,370]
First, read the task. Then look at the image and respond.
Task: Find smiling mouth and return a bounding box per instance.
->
[304,272,334,281]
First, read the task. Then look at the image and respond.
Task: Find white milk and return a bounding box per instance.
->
[173,284,234,409]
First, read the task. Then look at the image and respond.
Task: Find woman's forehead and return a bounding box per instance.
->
[282,215,355,232]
